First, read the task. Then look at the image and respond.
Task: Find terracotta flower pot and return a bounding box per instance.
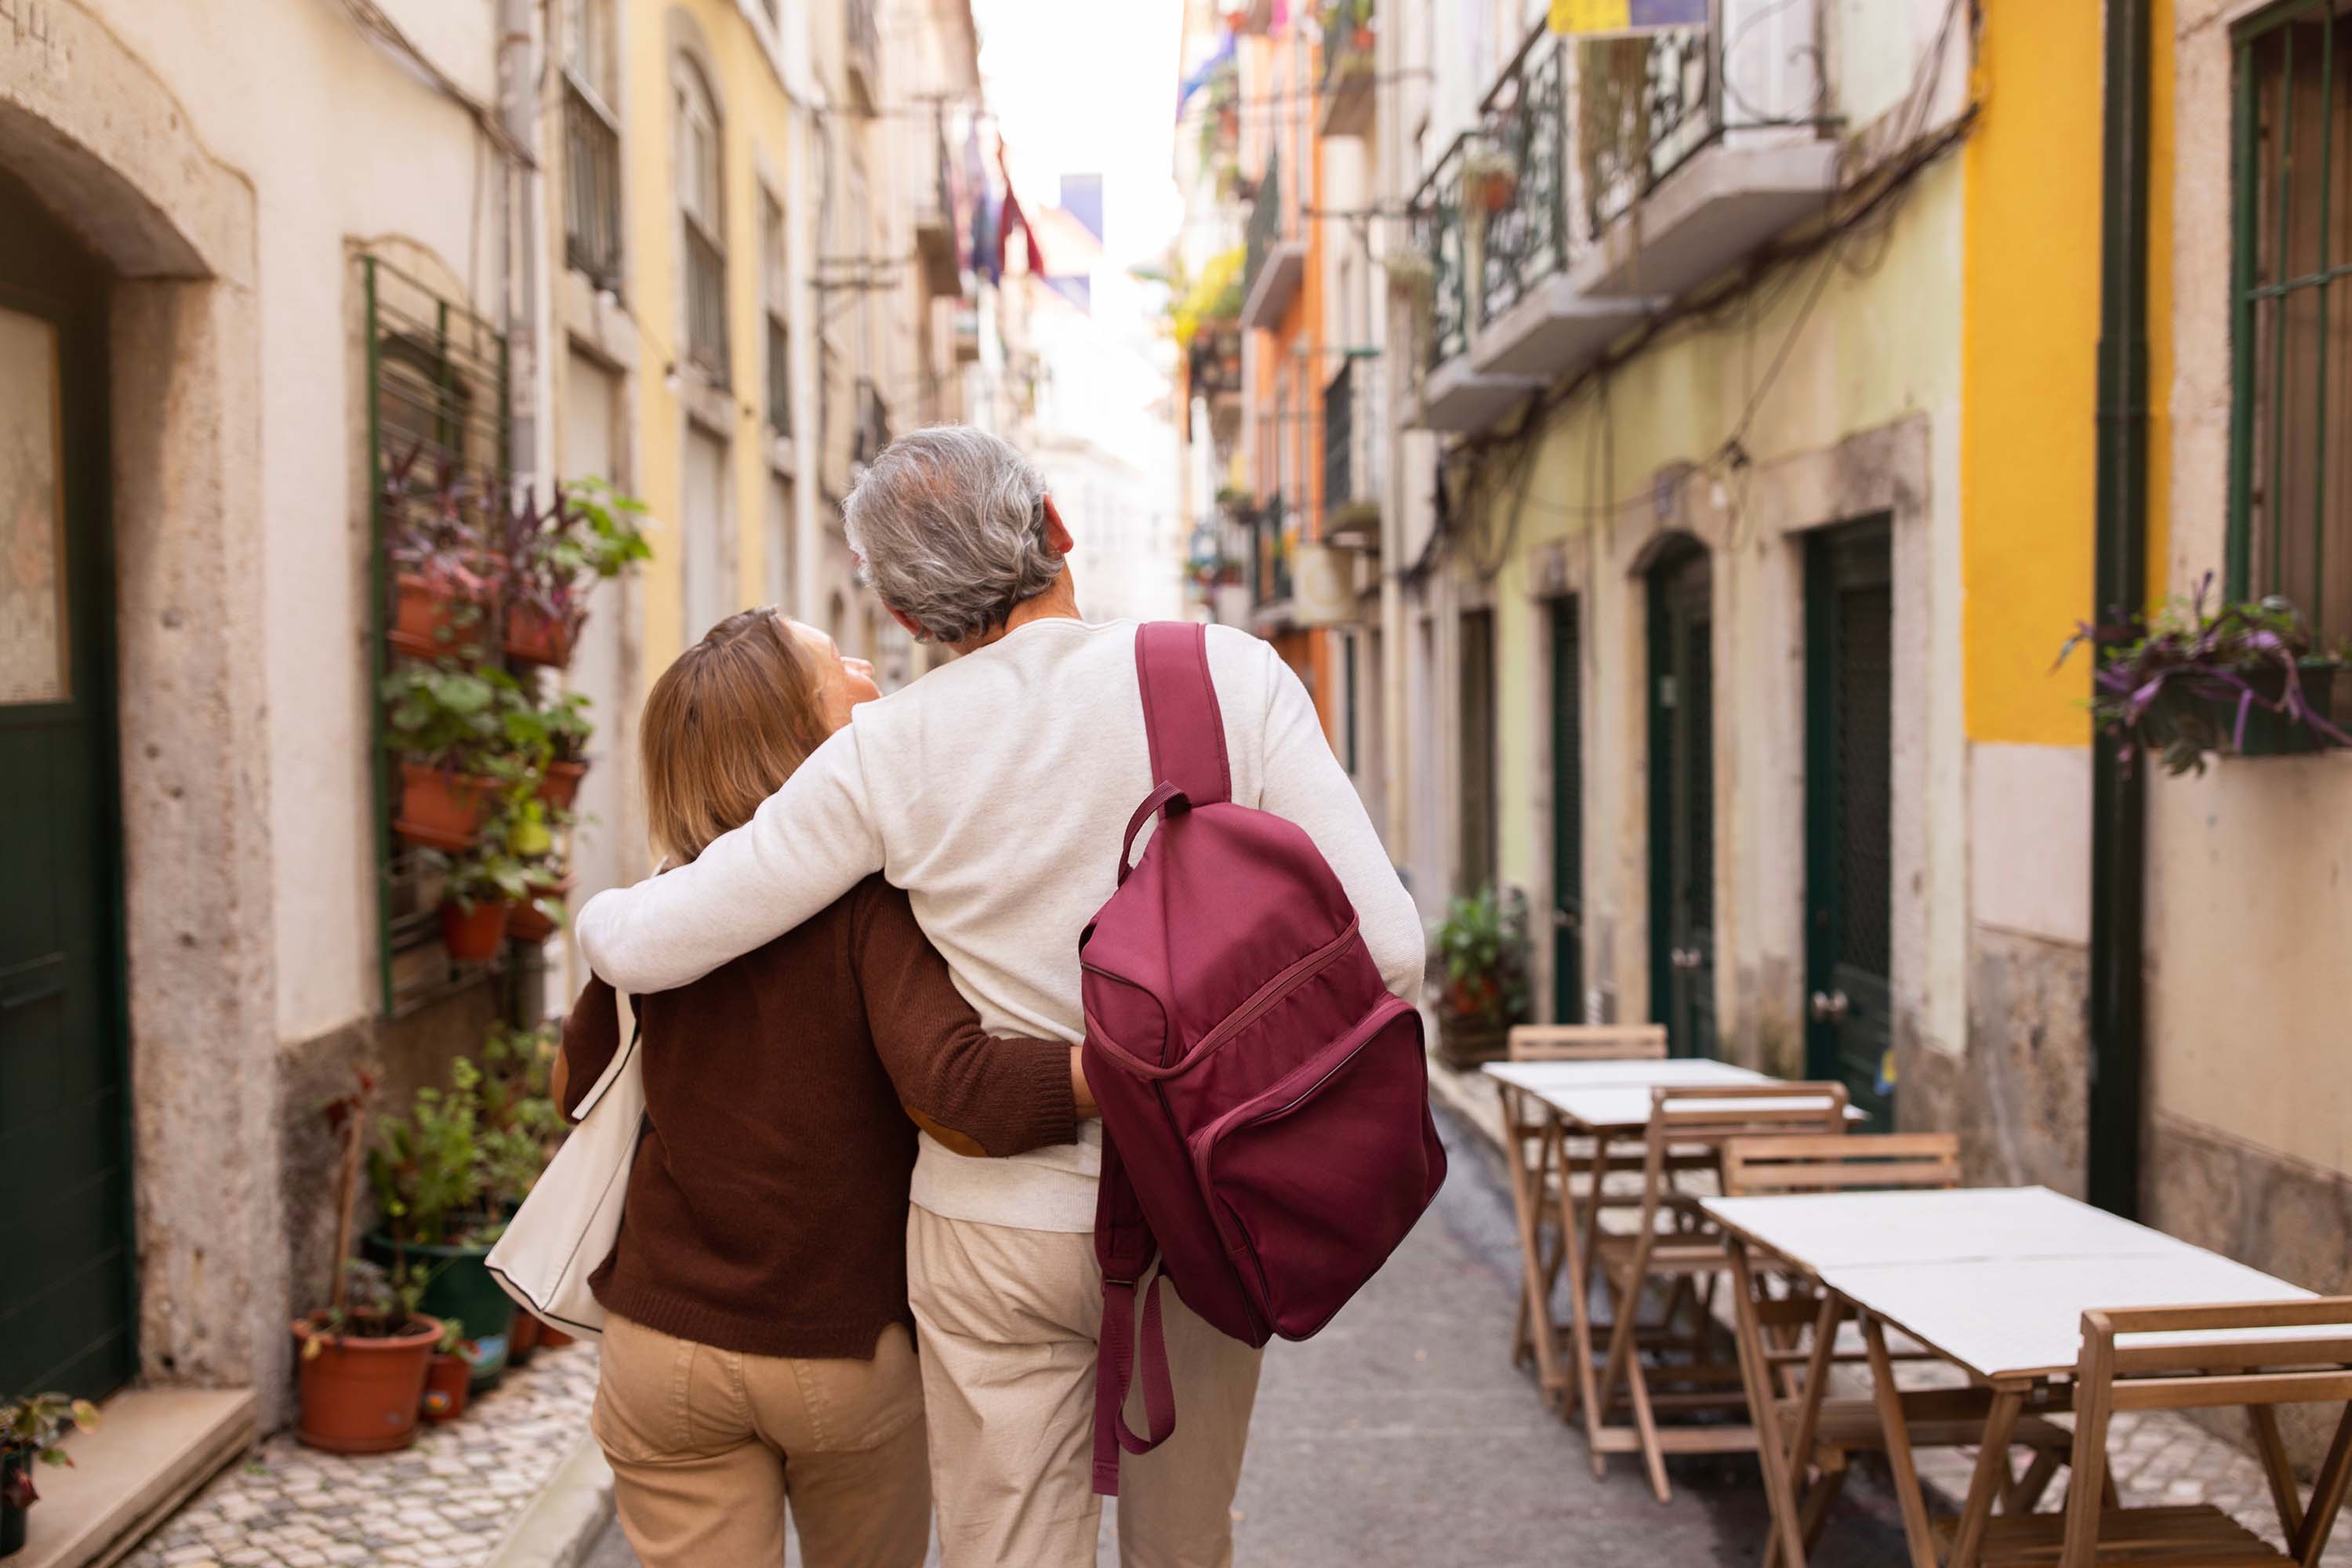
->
[389,574,489,661]
[503,603,578,670]
[506,1310,543,1368]
[421,1352,471,1423]
[395,762,495,851]
[291,1313,441,1454]
[439,899,511,963]
[537,759,589,811]
[506,878,572,946]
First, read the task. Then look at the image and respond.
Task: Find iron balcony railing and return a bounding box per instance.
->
[765,310,791,436]
[1321,357,1384,520]
[563,75,622,293]
[684,220,728,383]
[1244,150,1287,308]
[1414,136,1474,372]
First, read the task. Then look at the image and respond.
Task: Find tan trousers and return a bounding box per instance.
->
[592,1312,931,1568]
[907,1207,1263,1568]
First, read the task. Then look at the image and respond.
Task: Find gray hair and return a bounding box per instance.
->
[840,426,1064,644]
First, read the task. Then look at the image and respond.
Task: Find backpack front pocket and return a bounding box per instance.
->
[1189,997,1431,1341]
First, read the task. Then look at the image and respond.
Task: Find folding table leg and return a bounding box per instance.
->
[1500,1087,1565,1403]
[1944,1385,2022,1568]
[1559,1133,1608,1448]
[1862,1314,1939,1568]
[1729,1238,1809,1568]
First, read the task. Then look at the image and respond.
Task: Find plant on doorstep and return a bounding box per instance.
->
[293,1068,443,1455]
[365,1057,520,1386]
[2061,575,2351,776]
[1431,886,1533,1070]
[500,477,652,669]
[420,1319,472,1423]
[0,1392,100,1559]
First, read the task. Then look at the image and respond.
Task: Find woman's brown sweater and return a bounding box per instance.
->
[558,875,1076,1359]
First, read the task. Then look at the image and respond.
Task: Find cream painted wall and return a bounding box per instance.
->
[96,0,520,1044]
[2147,0,2352,1182]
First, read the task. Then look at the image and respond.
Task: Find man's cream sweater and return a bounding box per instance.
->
[577,617,1427,1233]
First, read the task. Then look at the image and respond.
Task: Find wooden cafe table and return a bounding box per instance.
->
[1700,1185,2321,1568]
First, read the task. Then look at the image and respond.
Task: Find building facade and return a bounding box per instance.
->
[0,0,985,1500]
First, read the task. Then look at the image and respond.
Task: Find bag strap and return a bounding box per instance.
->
[1091,1128,1176,1496]
[1134,622,1231,808]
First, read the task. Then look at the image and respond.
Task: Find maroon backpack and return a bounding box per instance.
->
[1081,622,1447,1495]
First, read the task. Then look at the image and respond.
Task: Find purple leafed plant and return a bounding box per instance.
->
[2058,574,2352,776]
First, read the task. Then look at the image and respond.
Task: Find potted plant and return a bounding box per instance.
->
[365,1057,519,1391]
[1,1394,100,1559]
[293,1067,442,1454]
[1430,886,1532,1070]
[504,870,572,946]
[419,1319,471,1423]
[1462,145,1519,215]
[499,478,652,670]
[385,451,499,661]
[2060,575,2351,776]
[1381,249,1437,301]
[506,688,594,809]
[383,664,514,848]
[422,768,557,959]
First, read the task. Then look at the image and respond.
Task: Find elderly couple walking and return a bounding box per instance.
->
[561,426,1425,1567]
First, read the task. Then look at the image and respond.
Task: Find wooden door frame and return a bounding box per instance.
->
[1548,594,1583,1022]
[1645,535,1711,1058]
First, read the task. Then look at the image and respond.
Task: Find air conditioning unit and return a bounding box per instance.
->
[1290,541,1363,626]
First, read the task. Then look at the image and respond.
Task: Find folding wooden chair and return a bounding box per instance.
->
[1718,1134,2073,1566]
[1497,1025,1666,1394]
[1587,1083,1850,1501]
[1944,1298,2352,1568]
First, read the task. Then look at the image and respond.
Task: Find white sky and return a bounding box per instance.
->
[971,0,1187,274]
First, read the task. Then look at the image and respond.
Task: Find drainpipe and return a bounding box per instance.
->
[2088,0,2152,1218]
[499,0,548,1022]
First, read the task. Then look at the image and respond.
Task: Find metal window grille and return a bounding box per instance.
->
[2232,2,2352,643]
[564,75,622,293]
[362,255,511,1018]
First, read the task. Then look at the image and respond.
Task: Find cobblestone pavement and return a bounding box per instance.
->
[126,1340,599,1568]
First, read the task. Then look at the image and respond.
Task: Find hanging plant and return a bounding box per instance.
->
[384,449,501,660]
[2058,575,2351,776]
[1462,146,1519,215]
[497,478,652,670]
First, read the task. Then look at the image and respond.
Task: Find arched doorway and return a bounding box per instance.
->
[1646,536,1715,1059]
[0,169,134,1397]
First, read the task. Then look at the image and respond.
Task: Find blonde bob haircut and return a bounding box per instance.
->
[641,608,833,864]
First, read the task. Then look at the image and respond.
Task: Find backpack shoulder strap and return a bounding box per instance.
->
[1134,621,1232,808]
[1091,1130,1175,1496]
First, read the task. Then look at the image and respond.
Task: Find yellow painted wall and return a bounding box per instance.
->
[1958,0,2105,747]
[626,0,798,673]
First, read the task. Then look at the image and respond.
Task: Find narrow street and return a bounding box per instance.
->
[586,1106,1911,1567]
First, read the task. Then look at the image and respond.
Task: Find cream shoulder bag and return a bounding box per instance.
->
[486,1022,642,1340]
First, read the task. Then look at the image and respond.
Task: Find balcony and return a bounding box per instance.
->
[912,123,961,299]
[1321,356,1382,545]
[683,219,728,386]
[1412,3,1836,432]
[846,0,880,111]
[1251,495,1294,613]
[563,75,622,293]
[1241,151,1307,331]
[1319,0,1377,139]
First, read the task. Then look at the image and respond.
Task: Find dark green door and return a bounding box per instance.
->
[1804,519,1895,1126]
[0,174,136,1398]
[1549,597,1584,1021]
[1647,543,1715,1058]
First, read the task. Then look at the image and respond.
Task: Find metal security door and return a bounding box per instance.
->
[1549,597,1584,1020]
[1648,544,1716,1058]
[1805,519,1895,1126]
[0,175,136,1397]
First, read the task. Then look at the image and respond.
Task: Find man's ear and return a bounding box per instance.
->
[1041,493,1075,554]
[885,604,927,641]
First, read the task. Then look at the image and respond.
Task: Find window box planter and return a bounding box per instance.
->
[290,1312,442,1454]
[396,761,497,851]
[438,898,512,963]
[537,758,589,811]
[361,1234,517,1392]
[503,602,580,670]
[389,574,492,662]
[2182,658,2343,760]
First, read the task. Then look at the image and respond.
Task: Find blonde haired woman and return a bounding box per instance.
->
[557,608,1088,1567]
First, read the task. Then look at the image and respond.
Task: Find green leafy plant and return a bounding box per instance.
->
[305,1258,430,1356]
[478,1024,565,1208]
[421,761,563,910]
[382,663,512,772]
[2058,575,2351,776]
[1432,886,1533,1033]
[501,478,652,634]
[370,1058,496,1249]
[384,448,502,604]
[503,687,594,768]
[0,1394,100,1510]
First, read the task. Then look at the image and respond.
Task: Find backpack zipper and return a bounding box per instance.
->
[1080,916,1360,1074]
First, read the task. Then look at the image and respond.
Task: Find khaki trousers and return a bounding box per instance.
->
[592,1312,931,1568]
[907,1207,1263,1568]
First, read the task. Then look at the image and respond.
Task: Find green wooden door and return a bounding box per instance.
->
[1804,519,1895,1127]
[1647,543,1716,1058]
[1549,597,1584,1021]
[0,175,136,1399]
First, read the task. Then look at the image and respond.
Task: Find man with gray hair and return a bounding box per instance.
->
[578,426,1424,1566]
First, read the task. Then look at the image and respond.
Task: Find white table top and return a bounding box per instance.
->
[1482,1058,1770,1095]
[1700,1185,2325,1381]
[1527,1084,1864,1131]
